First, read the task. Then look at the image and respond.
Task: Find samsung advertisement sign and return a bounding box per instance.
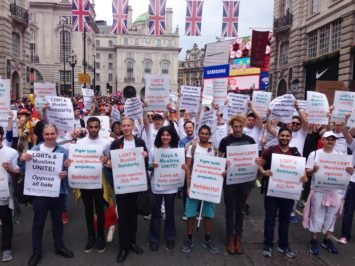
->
[204,64,230,79]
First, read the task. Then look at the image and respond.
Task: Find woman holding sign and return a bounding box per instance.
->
[149,126,187,252]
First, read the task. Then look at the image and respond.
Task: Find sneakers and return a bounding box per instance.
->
[96,238,106,253]
[277,246,296,258]
[1,250,12,262]
[181,239,193,253]
[338,237,348,245]
[144,214,151,220]
[310,239,319,255]
[255,179,262,188]
[84,239,96,253]
[262,246,272,257]
[182,216,187,221]
[290,215,299,224]
[322,238,338,254]
[61,211,69,225]
[202,240,219,254]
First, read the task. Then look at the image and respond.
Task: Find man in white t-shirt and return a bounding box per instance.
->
[332,123,348,154]
[243,102,263,149]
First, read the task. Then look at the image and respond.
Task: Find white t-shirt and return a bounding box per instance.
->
[333,131,347,155]
[290,128,307,156]
[40,143,56,153]
[186,143,216,158]
[306,149,344,194]
[213,124,228,149]
[0,145,19,205]
[124,138,135,149]
[77,136,112,157]
[243,126,262,150]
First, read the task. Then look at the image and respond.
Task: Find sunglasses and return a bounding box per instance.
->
[147,115,153,118]
[292,122,301,126]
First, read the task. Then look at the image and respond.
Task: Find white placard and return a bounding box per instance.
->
[346,105,355,128]
[226,144,258,185]
[45,96,74,136]
[152,148,185,191]
[306,91,329,125]
[313,153,352,190]
[213,78,227,107]
[34,82,57,115]
[202,83,213,105]
[111,105,121,123]
[124,97,143,120]
[180,86,201,114]
[0,79,10,112]
[0,155,9,198]
[0,111,18,138]
[190,154,226,204]
[267,154,305,200]
[24,151,63,197]
[226,93,249,119]
[332,91,355,122]
[197,110,217,137]
[68,144,103,189]
[84,116,110,138]
[269,94,295,124]
[111,147,147,194]
[145,74,170,111]
[252,91,272,119]
[81,87,94,110]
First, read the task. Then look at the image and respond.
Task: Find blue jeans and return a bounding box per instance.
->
[264,196,294,249]
[341,181,355,240]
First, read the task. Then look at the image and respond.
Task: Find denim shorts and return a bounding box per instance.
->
[184,198,215,218]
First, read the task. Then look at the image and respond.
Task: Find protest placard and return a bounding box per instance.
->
[202,82,213,105]
[124,96,143,120]
[197,110,217,137]
[84,116,110,138]
[306,91,329,125]
[316,80,346,105]
[180,86,201,114]
[213,78,227,107]
[226,93,249,119]
[68,144,103,189]
[110,147,147,194]
[81,87,94,110]
[267,154,305,200]
[0,79,10,112]
[189,154,226,204]
[252,91,271,119]
[0,155,9,198]
[111,105,121,123]
[45,96,74,135]
[313,153,352,190]
[226,144,258,185]
[269,94,295,124]
[0,110,18,138]
[331,91,355,122]
[145,74,170,111]
[347,105,355,128]
[24,151,63,197]
[152,148,185,192]
[34,82,57,115]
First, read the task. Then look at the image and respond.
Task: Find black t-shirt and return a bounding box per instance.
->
[218,134,256,158]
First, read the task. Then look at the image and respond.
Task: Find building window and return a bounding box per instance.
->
[96,73,100,82]
[319,25,330,55]
[144,61,152,74]
[59,70,71,82]
[332,20,341,51]
[109,40,113,47]
[11,32,20,58]
[127,61,134,80]
[108,53,113,59]
[279,42,289,66]
[96,53,100,59]
[30,29,36,62]
[308,30,318,58]
[280,0,289,16]
[59,16,71,25]
[96,40,100,47]
[108,63,113,70]
[310,0,319,15]
[29,12,36,22]
[108,73,113,82]
[60,31,71,63]
[162,62,169,74]
[96,62,100,69]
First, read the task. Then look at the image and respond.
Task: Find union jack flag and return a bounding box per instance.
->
[72,0,91,32]
[148,0,166,35]
[185,0,204,36]
[111,0,129,34]
[221,0,240,37]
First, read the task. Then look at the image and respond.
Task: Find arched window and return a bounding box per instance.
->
[60,31,71,63]
[126,61,134,82]
[144,61,152,74]
[161,62,169,74]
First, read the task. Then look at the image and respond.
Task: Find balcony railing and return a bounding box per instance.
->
[274,11,293,33]
[10,4,29,26]
[31,55,39,63]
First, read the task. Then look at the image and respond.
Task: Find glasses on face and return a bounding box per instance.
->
[292,122,301,126]
[147,114,153,118]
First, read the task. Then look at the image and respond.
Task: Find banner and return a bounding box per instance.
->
[189,154,226,204]
[0,79,10,112]
[269,94,295,124]
[0,154,9,198]
[226,144,258,185]
[316,80,346,105]
[313,153,352,190]
[202,82,213,105]
[306,91,329,125]
[34,82,57,115]
[145,74,170,111]
[110,147,147,194]
[124,96,143,120]
[180,85,201,114]
[267,154,305,200]
[84,116,110,138]
[332,91,355,122]
[45,96,75,135]
[111,105,121,123]
[81,87,94,110]
[250,30,269,68]
[24,151,63,197]
[213,78,228,107]
[68,144,103,189]
[252,91,272,119]
[226,93,249,119]
[152,148,185,191]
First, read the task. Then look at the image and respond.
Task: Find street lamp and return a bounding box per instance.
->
[115,75,118,95]
[93,54,96,94]
[62,18,67,95]
[69,50,77,97]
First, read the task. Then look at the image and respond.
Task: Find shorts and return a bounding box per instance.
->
[184,198,215,219]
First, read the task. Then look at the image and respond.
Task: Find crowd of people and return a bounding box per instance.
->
[0,93,355,265]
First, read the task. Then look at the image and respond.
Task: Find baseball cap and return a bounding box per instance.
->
[322,131,337,139]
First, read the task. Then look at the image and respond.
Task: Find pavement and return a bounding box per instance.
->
[5,188,355,266]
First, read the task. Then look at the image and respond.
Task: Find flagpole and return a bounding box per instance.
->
[83,26,87,88]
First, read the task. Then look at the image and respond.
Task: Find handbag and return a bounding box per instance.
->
[136,189,154,216]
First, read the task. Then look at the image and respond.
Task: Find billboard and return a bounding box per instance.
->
[229,57,260,76]
[204,64,230,79]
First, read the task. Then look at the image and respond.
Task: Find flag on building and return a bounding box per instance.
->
[148,0,167,35]
[111,0,129,34]
[221,0,240,37]
[185,0,204,36]
[72,0,91,32]
[250,30,270,68]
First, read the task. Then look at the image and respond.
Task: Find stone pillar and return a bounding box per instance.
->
[166,8,173,34]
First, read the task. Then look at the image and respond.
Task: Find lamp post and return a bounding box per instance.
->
[69,50,77,97]
[115,75,118,95]
[61,17,67,95]
[93,54,96,94]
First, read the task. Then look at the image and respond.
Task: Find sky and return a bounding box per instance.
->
[94,0,274,59]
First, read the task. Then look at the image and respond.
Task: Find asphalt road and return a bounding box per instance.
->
[5,188,355,266]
